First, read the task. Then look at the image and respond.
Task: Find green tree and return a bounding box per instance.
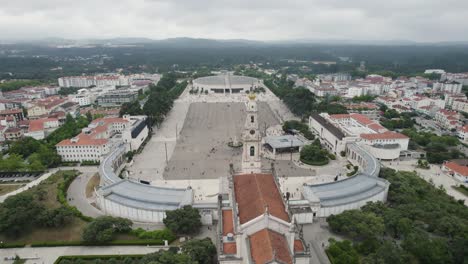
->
[181,238,217,264]
[300,143,329,166]
[327,239,359,264]
[327,210,385,241]
[163,206,202,235]
[0,192,44,236]
[82,216,132,244]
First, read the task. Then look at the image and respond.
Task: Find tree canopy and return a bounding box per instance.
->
[163,205,202,235]
[300,140,330,166]
[327,168,468,264]
[82,216,132,244]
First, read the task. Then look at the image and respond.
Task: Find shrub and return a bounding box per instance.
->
[80,160,100,166]
[130,228,176,242]
[340,151,346,157]
[0,242,26,248]
[328,153,336,160]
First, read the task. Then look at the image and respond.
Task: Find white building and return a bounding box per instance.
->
[433,81,462,94]
[69,90,97,106]
[192,73,260,94]
[309,113,409,160]
[452,100,468,113]
[434,109,461,130]
[425,69,446,75]
[457,125,468,142]
[58,75,129,88]
[25,118,60,140]
[56,115,148,162]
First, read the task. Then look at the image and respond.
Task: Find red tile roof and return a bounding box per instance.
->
[233,173,289,224]
[444,161,468,176]
[56,117,128,147]
[223,242,237,255]
[459,125,468,133]
[0,108,22,115]
[350,113,374,126]
[361,131,409,140]
[294,240,305,252]
[368,123,387,132]
[329,114,350,120]
[249,229,292,264]
[222,210,234,236]
[28,118,58,132]
[56,135,108,147]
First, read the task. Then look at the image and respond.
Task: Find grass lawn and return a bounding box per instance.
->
[0,184,25,196]
[86,173,100,198]
[452,185,468,197]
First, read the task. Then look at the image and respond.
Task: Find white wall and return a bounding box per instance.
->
[318,189,387,217]
[97,196,167,223]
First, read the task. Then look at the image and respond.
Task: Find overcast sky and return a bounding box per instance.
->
[1,0,468,42]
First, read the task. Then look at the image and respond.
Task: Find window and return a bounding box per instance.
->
[251,115,254,123]
[250,146,255,157]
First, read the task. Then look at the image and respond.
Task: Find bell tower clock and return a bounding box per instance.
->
[242,93,261,173]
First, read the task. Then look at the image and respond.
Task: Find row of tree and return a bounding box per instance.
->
[326,168,467,264]
[263,75,348,117]
[119,73,188,127]
[402,128,464,164]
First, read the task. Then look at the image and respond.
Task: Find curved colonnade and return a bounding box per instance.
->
[303,142,389,217]
[95,143,193,223]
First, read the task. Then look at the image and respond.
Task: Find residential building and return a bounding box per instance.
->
[434,109,461,130]
[96,90,138,107]
[0,108,24,121]
[457,125,468,142]
[24,118,60,140]
[452,100,468,113]
[27,96,68,118]
[58,75,129,88]
[4,127,23,141]
[443,160,468,183]
[433,81,462,94]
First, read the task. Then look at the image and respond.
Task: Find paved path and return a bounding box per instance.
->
[67,169,104,218]
[0,245,165,264]
[302,221,342,264]
[382,160,467,206]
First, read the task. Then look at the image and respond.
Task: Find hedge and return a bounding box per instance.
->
[0,242,26,248]
[80,160,100,166]
[54,254,145,264]
[130,228,176,242]
[300,158,329,166]
[32,239,165,247]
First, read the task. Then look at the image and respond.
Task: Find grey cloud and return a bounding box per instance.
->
[0,0,467,42]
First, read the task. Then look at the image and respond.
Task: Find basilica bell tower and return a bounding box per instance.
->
[241,93,261,173]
